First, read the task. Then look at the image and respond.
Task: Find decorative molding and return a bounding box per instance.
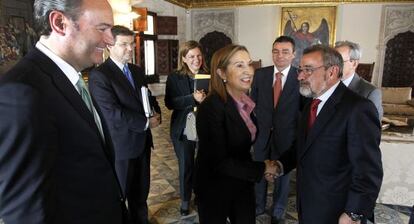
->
[375,5,414,87]
[191,9,235,42]
[165,0,414,9]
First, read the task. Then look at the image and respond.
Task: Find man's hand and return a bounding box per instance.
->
[149,112,161,128]
[339,212,361,224]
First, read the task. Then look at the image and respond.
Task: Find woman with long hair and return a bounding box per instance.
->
[164,40,208,216]
[195,44,276,223]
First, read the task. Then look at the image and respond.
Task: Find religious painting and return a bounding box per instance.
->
[280,6,336,66]
[0,0,37,74]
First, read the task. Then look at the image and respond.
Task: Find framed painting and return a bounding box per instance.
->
[280,6,337,66]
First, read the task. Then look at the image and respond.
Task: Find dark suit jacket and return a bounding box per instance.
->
[194,93,265,199]
[348,73,383,119]
[251,65,305,161]
[0,48,123,224]
[88,58,160,160]
[279,82,383,223]
[164,71,196,140]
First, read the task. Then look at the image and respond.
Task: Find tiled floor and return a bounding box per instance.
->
[147,96,413,224]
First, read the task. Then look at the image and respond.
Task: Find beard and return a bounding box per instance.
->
[299,81,314,98]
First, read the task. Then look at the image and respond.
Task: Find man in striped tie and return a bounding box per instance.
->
[89,25,161,224]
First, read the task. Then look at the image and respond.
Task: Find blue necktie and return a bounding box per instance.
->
[123,65,135,89]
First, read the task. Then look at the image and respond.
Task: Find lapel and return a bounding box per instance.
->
[27,48,101,139]
[225,95,252,140]
[299,82,347,159]
[276,66,298,111]
[106,59,142,104]
[259,66,275,107]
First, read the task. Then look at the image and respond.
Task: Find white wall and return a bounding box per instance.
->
[236,4,388,66]
[336,4,383,63]
[237,5,279,67]
[127,1,411,68]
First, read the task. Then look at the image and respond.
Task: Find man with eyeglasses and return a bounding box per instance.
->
[88,25,161,224]
[270,45,383,224]
[335,40,383,120]
[251,36,306,224]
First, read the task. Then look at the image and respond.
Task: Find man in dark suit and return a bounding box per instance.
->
[335,40,383,120]
[88,25,161,224]
[251,36,304,223]
[0,0,125,223]
[273,45,383,224]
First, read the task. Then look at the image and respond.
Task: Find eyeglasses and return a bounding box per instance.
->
[115,42,136,48]
[298,65,326,75]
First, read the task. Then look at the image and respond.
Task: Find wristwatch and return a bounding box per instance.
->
[345,211,363,222]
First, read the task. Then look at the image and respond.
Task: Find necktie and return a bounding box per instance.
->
[273,72,282,108]
[307,99,321,131]
[76,74,105,140]
[123,65,135,89]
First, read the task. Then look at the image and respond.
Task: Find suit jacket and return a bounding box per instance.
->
[0,48,123,224]
[279,82,383,223]
[194,93,265,199]
[88,58,160,160]
[251,65,305,161]
[348,73,383,119]
[164,71,197,140]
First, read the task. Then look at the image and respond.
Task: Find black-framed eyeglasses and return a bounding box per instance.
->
[298,65,326,75]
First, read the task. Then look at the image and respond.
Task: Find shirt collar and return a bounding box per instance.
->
[316,81,341,103]
[110,56,127,71]
[36,41,80,86]
[234,93,256,114]
[341,73,355,87]
[273,65,291,77]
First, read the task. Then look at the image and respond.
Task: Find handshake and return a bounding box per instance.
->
[264,160,281,183]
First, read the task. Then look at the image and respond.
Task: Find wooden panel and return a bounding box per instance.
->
[356,62,374,82]
[156,39,178,76]
[156,16,177,35]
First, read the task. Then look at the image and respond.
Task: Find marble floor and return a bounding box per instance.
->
[147,96,413,224]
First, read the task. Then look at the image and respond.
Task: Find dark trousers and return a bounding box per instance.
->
[410,205,414,224]
[197,188,256,224]
[115,147,151,224]
[172,138,196,205]
[255,171,290,218]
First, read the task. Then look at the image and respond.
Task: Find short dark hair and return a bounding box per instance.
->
[111,25,135,39]
[273,36,296,52]
[303,44,344,78]
[34,0,83,36]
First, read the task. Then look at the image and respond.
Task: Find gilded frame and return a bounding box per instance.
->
[280,6,337,66]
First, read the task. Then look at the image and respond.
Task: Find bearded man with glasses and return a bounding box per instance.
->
[269,45,383,224]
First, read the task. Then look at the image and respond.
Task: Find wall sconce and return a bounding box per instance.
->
[132,7,148,32]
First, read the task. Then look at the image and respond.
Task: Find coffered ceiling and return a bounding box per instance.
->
[164,0,413,8]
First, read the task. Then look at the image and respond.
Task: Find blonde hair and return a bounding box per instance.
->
[209,44,249,102]
[177,40,208,76]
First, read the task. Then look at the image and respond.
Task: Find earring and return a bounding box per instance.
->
[223,79,227,83]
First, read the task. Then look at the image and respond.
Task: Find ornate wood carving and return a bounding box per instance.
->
[156,16,177,35]
[376,5,414,87]
[382,31,414,90]
[156,39,178,76]
[199,31,232,67]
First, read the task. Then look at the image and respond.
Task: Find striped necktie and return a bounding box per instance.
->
[76,73,105,140]
[123,64,135,89]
